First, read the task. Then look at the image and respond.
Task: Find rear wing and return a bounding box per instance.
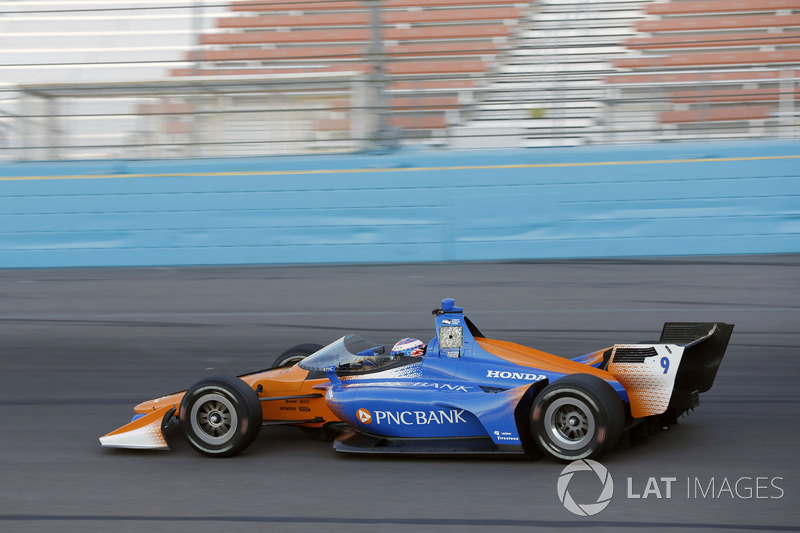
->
[606,322,734,418]
[660,322,734,394]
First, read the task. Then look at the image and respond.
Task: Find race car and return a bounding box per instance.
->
[100,298,733,461]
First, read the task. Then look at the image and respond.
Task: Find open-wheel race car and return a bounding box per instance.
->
[100,299,733,461]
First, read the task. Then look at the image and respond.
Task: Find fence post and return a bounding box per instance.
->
[779,69,794,139]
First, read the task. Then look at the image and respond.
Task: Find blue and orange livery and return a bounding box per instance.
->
[101,298,732,461]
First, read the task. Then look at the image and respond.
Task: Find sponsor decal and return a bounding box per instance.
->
[342,381,473,392]
[442,318,461,325]
[493,430,520,442]
[339,361,424,381]
[370,409,467,425]
[414,382,472,392]
[486,370,546,381]
[356,408,372,424]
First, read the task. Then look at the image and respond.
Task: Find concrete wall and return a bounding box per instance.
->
[1,141,798,268]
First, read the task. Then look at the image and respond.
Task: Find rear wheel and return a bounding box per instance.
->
[272,343,323,368]
[531,374,624,461]
[180,376,262,458]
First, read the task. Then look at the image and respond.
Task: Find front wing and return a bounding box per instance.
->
[99,405,176,450]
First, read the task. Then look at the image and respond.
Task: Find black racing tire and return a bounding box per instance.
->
[531,374,625,462]
[179,375,262,458]
[272,343,323,369]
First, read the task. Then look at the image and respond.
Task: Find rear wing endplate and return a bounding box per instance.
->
[660,322,734,393]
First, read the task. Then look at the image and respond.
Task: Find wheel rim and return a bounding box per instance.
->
[190,393,238,446]
[544,397,595,451]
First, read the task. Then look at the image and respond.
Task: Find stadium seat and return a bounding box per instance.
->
[172,0,529,143]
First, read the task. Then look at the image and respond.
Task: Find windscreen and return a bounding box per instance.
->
[298,335,386,372]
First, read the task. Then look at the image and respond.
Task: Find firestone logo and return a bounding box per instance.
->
[557,459,614,517]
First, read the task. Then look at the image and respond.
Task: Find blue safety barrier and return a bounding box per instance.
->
[1,141,798,268]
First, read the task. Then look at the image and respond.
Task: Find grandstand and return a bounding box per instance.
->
[451,0,651,147]
[607,0,800,143]
[3,0,799,159]
[169,0,530,148]
[170,0,800,148]
[455,0,800,145]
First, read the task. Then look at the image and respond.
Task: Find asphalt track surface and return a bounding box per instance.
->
[1,255,798,533]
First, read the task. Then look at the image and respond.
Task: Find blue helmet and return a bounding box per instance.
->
[391,338,426,357]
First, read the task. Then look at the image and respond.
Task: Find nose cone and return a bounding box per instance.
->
[100,406,172,450]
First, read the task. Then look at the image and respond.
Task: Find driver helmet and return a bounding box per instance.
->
[391,338,426,357]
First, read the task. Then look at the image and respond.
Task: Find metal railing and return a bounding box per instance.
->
[2,68,797,160]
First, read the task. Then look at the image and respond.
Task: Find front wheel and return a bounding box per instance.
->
[179,375,262,458]
[272,343,323,369]
[531,374,624,462]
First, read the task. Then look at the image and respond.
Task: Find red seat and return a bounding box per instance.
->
[671,88,799,104]
[188,46,365,62]
[645,0,800,16]
[660,106,772,124]
[388,115,448,130]
[220,7,522,28]
[624,32,800,51]
[220,13,369,28]
[606,70,800,85]
[232,1,364,10]
[387,42,498,58]
[201,24,512,46]
[389,96,461,111]
[636,14,800,33]
[386,60,487,76]
[385,7,523,24]
[615,50,800,69]
[389,80,477,91]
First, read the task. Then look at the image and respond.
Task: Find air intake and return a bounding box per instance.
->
[612,346,658,363]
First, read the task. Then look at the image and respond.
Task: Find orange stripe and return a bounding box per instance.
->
[476,338,617,381]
